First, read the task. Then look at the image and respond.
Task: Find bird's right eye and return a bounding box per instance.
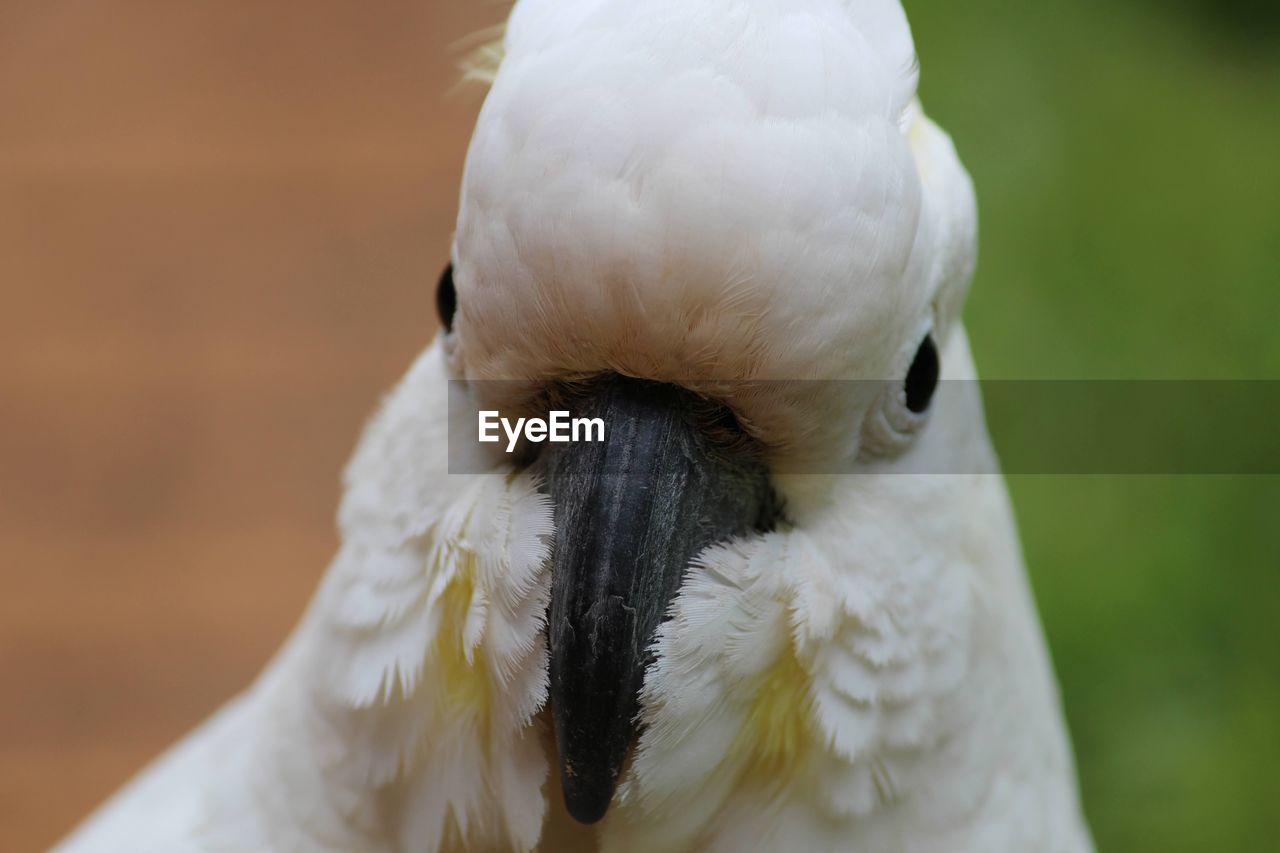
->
[436,262,457,333]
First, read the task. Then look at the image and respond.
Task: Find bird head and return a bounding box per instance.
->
[440,0,977,825]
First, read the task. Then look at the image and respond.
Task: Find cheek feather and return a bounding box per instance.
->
[732,643,819,784]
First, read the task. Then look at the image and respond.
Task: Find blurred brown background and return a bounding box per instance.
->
[0,3,490,848]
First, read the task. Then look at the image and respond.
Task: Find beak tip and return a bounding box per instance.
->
[559,763,616,825]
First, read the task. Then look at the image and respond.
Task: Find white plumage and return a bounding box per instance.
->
[59,1,1093,850]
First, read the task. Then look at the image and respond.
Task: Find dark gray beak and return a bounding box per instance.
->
[539,376,775,824]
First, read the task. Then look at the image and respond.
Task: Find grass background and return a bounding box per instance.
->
[908,1,1280,848]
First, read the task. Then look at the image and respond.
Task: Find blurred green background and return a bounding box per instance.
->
[910,1,1280,849]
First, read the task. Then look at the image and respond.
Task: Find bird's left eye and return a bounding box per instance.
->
[904,334,940,414]
[859,331,941,458]
[436,262,457,333]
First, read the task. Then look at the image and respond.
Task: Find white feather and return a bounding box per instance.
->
[58,1,1091,850]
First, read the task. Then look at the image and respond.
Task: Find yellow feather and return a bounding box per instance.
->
[735,644,817,784]
[457,23,507,87]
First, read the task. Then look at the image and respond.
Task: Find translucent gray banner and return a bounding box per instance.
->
[445,380,1280,475]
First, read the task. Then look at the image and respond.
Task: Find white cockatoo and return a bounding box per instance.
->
[59,0,1093,850]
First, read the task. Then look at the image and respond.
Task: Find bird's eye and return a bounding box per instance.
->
[861,331,941,457]
[904,334,940,414]
[436,262,457,333]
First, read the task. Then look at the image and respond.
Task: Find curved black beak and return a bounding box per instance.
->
[539,377,775,824]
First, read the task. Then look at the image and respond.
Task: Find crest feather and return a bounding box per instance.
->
[458,23,507,86]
